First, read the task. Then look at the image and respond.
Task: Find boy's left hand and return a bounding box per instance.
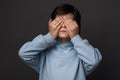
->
[64,17,79,39]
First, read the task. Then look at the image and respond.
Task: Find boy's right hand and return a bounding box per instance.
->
[48,17,63,39]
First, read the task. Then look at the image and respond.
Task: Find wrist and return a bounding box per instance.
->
[70,34,79,39]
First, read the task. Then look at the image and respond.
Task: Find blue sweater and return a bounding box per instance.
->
[18,32,102,80]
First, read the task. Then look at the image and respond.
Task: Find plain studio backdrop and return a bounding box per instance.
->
[0,0,120,80]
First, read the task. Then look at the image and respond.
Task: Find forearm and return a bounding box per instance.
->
[71,34,102,67]
[18,32,57,61]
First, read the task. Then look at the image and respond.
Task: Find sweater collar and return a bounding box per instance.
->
[56,38,73,48]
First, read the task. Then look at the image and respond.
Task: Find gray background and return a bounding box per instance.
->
[0,0,120,80]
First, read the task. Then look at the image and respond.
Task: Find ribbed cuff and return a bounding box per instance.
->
[71,34,84,45]
[43,32,57,46]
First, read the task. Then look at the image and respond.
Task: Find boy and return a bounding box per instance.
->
[18,3,102,80]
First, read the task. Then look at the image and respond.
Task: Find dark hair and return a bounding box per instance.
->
[50,3,81,35]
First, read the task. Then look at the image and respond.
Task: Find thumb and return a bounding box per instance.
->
[48,18,52,23]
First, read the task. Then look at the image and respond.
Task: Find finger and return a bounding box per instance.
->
[69,19,75,29]
[64,19,71,31]
[65,18,73,30]
[56,21,63,30]
[55,18,64,27]
[66,19,73,29]
[52,17,63,25]
[53,19,63,30]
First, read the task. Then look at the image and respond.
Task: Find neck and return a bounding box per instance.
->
[58,37,70,43]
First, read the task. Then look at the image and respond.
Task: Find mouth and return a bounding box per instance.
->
[60,30,67,32]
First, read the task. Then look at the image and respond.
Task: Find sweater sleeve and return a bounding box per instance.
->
[70,34,102,76]
[18,32,57,73]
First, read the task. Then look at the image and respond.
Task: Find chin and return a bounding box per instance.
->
[58,35,69,39]
[58,32,69,38]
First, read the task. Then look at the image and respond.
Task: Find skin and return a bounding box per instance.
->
[48,13,79,43]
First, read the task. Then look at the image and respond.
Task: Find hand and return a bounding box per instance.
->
[64,17,79,39]
[48,17,64,39]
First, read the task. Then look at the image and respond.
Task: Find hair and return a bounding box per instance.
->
[50,3,81,35]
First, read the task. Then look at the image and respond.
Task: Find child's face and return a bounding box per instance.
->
[56,13,74,39]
